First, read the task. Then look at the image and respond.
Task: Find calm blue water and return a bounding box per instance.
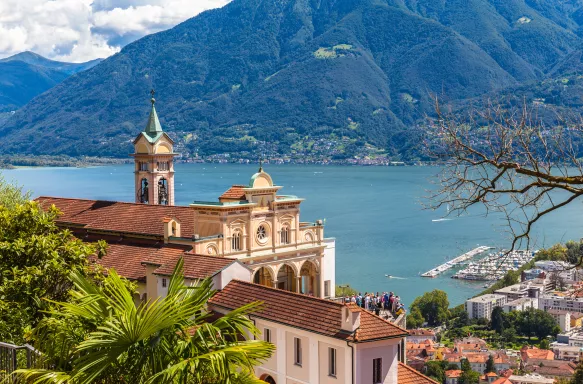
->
[6,164,583,306]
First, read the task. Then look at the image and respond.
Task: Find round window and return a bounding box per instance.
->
[257,224,268,243]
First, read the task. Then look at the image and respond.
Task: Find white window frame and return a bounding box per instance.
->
[373,358,382,383]
[162,278,167,288]
[231,230,242,251]
[328,347,337,377]
[294,337,302,366]
[324,280,331,297]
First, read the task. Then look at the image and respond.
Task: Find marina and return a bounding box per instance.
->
[452,249,536,281]
[420,246,492,278]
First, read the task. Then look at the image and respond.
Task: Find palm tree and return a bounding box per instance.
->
[14,258,274,383]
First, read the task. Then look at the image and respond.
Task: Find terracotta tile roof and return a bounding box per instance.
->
[490,378,512,384]
[521,346,555,361]
[486,372,498,377]
[352,305,408,342]
[445,370,462,378]
[91,240,191,281]
[398,362,439,384]
[219,185,247,201]
[208,280,407,342]
[153,253,243,279]
[36,196,194,238]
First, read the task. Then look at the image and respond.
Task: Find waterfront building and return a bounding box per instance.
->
[494,279,549,302]
[503,297,537,313]
[535,260,574,272]
[539,294,583,313]
[522,269,545,281]
[465,294,507,320]
[33,100,440,384]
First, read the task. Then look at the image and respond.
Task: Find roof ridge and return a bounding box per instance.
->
[399,362,440,384]
[356,305,409,334]
[228,279,345,307]
[182,253,236,262]
[36,196,191,209]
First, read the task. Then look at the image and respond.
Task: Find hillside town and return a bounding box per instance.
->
[405,259,583,383]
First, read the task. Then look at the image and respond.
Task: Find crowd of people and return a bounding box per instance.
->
[344,291,406,318]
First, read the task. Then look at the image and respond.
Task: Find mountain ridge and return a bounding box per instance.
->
[2,0,583,159]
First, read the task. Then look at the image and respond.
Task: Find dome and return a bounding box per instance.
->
[249,170,274,188]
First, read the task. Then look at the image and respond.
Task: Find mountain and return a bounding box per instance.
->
[0,52,102,112]
[2,0,583,159]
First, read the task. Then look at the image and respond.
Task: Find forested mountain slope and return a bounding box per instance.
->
[2,0,583,158]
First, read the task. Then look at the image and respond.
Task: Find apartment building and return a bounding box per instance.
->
[465,294,507,320]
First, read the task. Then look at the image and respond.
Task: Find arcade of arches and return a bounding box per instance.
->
[252,260,320,296]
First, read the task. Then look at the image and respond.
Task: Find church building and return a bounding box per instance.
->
[36,97,437,384]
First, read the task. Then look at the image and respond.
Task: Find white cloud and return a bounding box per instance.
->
[0,0,229,63]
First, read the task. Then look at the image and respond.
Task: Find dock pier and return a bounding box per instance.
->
[421,246,492,278]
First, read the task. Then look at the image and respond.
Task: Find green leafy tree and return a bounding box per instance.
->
[15,259,274,383]
[491,306,505,334]
[410,290,450,326]
[501,327,516,346]
[485,355,495,373]
[461,358,471,372]
[0,179,103,344]
[407,307,425,329]
[425,361,447,383]
[571,361,583,384]
[459,370,480,384]
[540,339,550,350]
[565,240,583,265]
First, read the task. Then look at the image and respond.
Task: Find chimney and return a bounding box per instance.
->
[341,305,361,333]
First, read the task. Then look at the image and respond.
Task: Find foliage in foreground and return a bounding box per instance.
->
[14,259,274,383]
[0,177,103,344]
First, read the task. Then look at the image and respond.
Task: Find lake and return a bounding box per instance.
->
[6,163,583,306]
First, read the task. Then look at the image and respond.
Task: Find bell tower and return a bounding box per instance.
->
[131,90,177,205]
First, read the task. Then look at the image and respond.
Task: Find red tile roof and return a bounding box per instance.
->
[208,280,407,342]
[153,253,243,279]
[445,370,462,378]
[92,241,191,281]
[521,346,554,361]
[219,185,247,201]
[490,378,512,384]
[399,362,439,384]
[36,197,195,238]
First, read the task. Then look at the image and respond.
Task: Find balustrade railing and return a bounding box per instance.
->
[0,342,40,381]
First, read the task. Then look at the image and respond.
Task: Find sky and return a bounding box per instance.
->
[0,0,230,63]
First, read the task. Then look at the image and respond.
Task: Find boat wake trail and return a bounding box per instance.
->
[432,218,452,222]
[385,275,406,279]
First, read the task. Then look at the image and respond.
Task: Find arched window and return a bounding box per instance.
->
[139,178,149,203]
[281,224,291,244]
[158,178,168,205]
[232,230,242,251]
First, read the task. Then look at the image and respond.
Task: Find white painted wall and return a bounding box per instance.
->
[355,339,400,384]
[213,262,252,290]
[323,238,336,298]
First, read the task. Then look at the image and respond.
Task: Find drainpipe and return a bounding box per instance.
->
[346,340,355,384]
